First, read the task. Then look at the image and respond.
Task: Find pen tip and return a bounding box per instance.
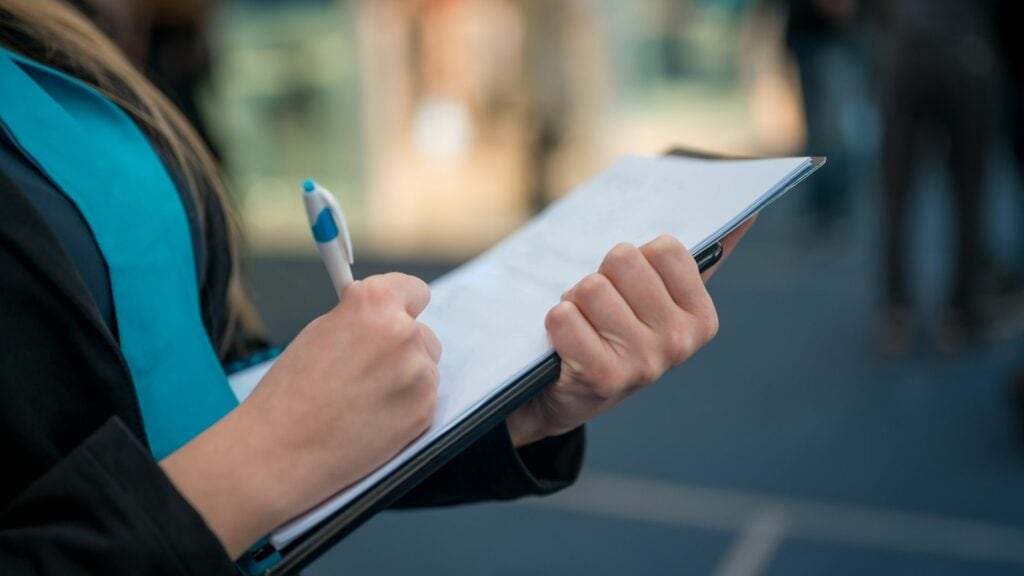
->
[302,179,316,193]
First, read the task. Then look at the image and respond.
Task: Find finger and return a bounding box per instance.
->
[640,235,714,316]
[702,217,756,281]
[418,322,442,364]
[598,243,678,329]
[379,272,432,317]
[544,301,607,378]
[565,273,648,353]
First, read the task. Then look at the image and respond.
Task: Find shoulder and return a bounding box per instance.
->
[0,132,118,334]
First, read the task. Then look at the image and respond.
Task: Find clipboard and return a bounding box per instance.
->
[240,149,825,575]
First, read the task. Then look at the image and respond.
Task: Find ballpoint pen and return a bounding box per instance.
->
[302,179,354,299]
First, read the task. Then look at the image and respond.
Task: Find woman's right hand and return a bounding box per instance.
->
[248,272,442,509]
[161,273,441,557]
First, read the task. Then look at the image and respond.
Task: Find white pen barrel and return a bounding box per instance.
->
[318,241,354,299]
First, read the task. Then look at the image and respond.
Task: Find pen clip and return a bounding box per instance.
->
[318,189,354,265]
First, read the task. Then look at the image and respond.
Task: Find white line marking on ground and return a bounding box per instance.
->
[520,471,1024,566]
[713,507,788,576]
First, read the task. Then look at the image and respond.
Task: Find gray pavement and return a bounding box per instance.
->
[246,169,1024,575]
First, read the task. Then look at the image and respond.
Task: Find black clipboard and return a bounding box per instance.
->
[243,149,825,575]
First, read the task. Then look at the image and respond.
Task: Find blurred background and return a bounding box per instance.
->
[82,0,1024,573]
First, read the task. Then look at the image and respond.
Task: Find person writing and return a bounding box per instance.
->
[0,0,750,573]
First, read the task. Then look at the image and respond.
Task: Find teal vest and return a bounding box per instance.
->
[0,47,238,459]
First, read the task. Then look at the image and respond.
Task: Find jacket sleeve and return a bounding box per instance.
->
[0,419,237,576]
[394,422,585,508]
[0,169,237,575]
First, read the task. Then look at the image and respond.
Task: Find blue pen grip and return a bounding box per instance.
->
[311,207,339,242]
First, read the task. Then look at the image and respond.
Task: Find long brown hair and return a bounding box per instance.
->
[0,0,261,358]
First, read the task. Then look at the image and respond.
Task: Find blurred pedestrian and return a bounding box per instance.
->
[995,0,1024,437]
[877,0,998,353]
[782,0,863,238]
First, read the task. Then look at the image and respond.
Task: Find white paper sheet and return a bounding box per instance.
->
[227,154,814,548]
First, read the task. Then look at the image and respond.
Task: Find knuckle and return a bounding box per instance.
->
[414,390,436,430]
[420,370,438,416]
[638,352,666,384]
[576,273,612,300]
[411,275,431,297]
[664,324,696,364]
[703,308,720,342]
[410,352,437,380]
[603,242,639,271]
[583,360,618,390]
[395,271,424,287]
[362,276,397,306]
[423,358,440,388]
[648,234,684,258]
[416,320,435,341]
[544,310,561,333]
[398,316,420,340]
[380,313,417,343]
[545,302,573,330]
[398,272,431,300]
[343,279,367,302]
[637,364,660,386]
[422,325,443,356]
[417,409,434,431]
[405,359,438,430]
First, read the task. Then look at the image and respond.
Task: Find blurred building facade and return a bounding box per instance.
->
[202,0,806,257]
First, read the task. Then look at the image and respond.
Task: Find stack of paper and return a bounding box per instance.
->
[227,154,818,548]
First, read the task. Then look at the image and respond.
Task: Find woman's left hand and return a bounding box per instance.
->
[506,219,754,446]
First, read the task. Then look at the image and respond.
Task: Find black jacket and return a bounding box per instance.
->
[0,161,583,574]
